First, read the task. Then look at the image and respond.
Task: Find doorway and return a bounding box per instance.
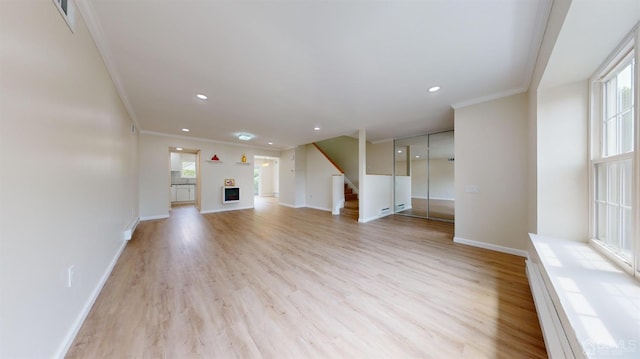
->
[169,148,201,211]
[254,156,280,198]
[394,131,454,221]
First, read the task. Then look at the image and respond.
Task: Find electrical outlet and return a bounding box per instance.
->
[67,265,75,288]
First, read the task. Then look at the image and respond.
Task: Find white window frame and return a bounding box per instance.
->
[589,26,640,278]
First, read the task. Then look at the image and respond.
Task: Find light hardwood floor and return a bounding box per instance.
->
[67,198,546,358]
[397,198,455,221]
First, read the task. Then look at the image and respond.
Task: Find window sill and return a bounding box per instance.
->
[527,234,640,358]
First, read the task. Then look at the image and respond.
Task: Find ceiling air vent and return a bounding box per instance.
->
[52,0,75,32]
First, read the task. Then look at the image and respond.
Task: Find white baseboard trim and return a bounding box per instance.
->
[279,203,305,209]
[200,206,254,214]
[429,197,455,201]
[305,205,332,212]
[123,217,140,240]
[139,214,169,221]
[453,237,528,258]
[358,212,392,223]
[56,240,128,359]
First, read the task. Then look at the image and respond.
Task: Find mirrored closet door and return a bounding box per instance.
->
[394,130,454,222]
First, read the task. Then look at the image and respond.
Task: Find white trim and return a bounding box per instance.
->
[279,203,305,209]
[139,214,170,221]
[200,206,254,214]
[589,238,635,276]
[451,87,527,110]
[56,240,127,359]
[453,237,529,258]
[521,0,553,91]
[358,212,392,223]
[305,205,332,212]
[74,0,140,129]
[123,217,139,240]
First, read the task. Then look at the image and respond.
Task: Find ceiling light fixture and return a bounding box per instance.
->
[314,126,320,131]
[416,155,420,158]
[268,142,273,145]
[182,128,190,132]
[176,147,183,151]
[397,150,402,153]
[428,86,441,93]
[238,134,252,141]
[196,93,208,100]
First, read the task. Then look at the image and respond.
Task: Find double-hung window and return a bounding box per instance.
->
[590,30,639,277]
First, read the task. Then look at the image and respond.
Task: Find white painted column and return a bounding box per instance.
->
[358,129,366,222]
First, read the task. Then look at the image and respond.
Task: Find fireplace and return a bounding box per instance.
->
[222,187,240,204]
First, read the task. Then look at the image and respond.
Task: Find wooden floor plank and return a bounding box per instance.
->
[67,197,546,358]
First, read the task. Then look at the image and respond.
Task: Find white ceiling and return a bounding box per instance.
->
[78,0,550,149]
[541,0,640,89]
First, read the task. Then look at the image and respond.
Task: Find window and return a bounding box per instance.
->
[52,0,75,32]
[181,161,196,179]
[590,32,638,277]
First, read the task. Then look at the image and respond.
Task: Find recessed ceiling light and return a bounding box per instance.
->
[238,134,252,141]
[196,93,207,100]
[428,86,441,93]
[397,150,402,153]
[268,142,273,145]
[182,128,190,132]
[176,147,183,151]
[314,126,320,131]
[416,155,420,158]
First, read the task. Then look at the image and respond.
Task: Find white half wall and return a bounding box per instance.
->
[537,81,589,241]
[0,2,138,357]
[360,175,393,223]
[454,93,529,251]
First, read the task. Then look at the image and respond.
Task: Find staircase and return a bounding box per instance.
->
[341,183,359,218]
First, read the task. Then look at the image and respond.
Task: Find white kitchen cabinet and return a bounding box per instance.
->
[170,185,177,202]
[176,185,190,202]
[170,152,181,171]
[174,184,196,202]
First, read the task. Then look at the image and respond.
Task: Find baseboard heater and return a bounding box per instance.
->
[526,260,575,358]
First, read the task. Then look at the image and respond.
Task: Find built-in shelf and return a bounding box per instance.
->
[206,160,223,163]
[237,162,252,165]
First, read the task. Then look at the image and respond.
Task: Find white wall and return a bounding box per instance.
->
[527,0,571,235]
[294,146,307,207]
[138,133,279,217]
[306,145,343,211]
[454,93,529,251]
[0,2,138,357]
[429,159,455,200]
[361,175,393,222]
[279,148,297,206]
[366,140,393,175]
[314,136,359,188]
[537,81,589,241]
